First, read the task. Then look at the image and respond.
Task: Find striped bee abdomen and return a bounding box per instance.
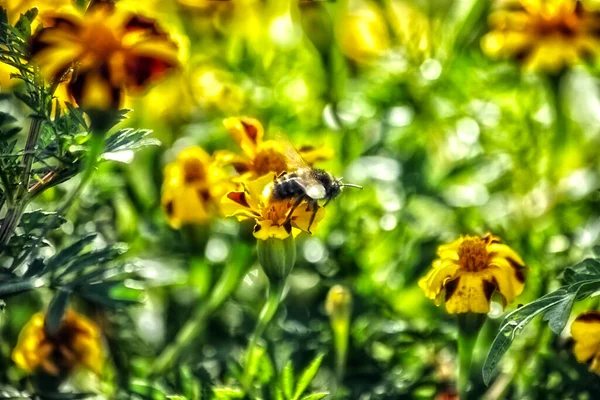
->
[272,172,306,200]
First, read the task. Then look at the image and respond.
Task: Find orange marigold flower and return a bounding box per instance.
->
[571,310,600,376]
[221,174,325,240]
[419,234,527,314]
[215,117,333,180]
[481,0,600,73]
[29,2,179,110]
[12,310,104,376]
[161,146,234,229]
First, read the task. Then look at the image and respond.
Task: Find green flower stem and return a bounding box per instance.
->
[331,316,349,381]
[548,72,567,180]
[0,118,44,249]
[151,257,248,375]
[457,313,486,400]
[54,131,105,218]
[242,280,286,390]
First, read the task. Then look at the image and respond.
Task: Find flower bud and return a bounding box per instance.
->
[325,284,352,321]
[257,236,296,285]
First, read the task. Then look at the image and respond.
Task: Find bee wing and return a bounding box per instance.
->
[274,135,327,199]
[275,134,312,171]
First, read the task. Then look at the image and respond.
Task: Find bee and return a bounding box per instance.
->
[271,142,362,233]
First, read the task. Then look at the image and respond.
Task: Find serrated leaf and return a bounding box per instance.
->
[46,233,96,271]
[293,354,324,400]
[45,288,70,335]
[483,265,600,385]
[282,361,294,400]
[542,291,575,334]
[103,128,159,154]
[0,111,17,126]
[212,387,245,399]
[23,258,45,277]
[54,245,128,281]
[0,278,42,298]
[299,393,329,400]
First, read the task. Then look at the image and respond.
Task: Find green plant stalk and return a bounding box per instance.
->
[457,313,486,400]
[548,72,567,180]
[242,280,286,390]
[17,129,106,263]
[151,258,247,375]
[0,117,44,249]
[331,317,349,382]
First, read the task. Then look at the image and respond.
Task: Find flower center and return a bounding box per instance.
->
[182,158,206,183]
[253,149,288,176]
[81,20,122,59]
[262,200,292,225]
[534,12,579,38]
[458,237,489,272]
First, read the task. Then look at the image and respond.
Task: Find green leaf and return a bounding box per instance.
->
[299,393,329,400]
[0,111,17,127]
[282,360,294,400]
[54,245,128,281]
[103,128,160,154]
[212,387,245,399]
[293,354,324,400]
[0,278,43,298]
[46,233,96,271]
[44,287,71,335]
[483,261,600,385]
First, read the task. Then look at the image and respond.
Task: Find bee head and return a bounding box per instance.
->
[314,170,362,201]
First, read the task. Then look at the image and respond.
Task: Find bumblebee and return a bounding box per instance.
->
[271,143,362,232]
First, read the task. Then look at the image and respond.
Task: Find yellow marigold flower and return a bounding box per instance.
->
[1,0,75,90]
[337,0,390,63]
[29,2,179,110]
[419,234,527,314]
[481,0,600,73]
[12,310,104,376]
[215,117,333,179]
[162,146,233,229]
[221,174,325,240]
[571,310,600,375]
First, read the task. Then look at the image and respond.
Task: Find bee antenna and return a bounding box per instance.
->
[342,183,363,190]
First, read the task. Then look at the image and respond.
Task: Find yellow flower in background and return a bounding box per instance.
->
[162,146,233,229]
[191,68,245,113]
[1,0,75,90]
[571,310,600,375]
[3,0,74,25]
[482,0,600,73]
[222,174,325,240]
[12,310,104,376]
[337,0,390,63]
[215,117,333,179]
[419,234,526,314]
[29,2,179,110]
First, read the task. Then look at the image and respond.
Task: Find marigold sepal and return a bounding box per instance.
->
[257,235,296,285]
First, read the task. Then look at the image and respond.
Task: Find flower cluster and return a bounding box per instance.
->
[161,117,332,240]
[12,310,104,376]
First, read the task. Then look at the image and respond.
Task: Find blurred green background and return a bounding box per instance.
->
[2,0,600,399]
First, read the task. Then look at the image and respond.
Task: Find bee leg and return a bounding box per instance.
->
[307,200,319,234]
[284,196,304,226]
